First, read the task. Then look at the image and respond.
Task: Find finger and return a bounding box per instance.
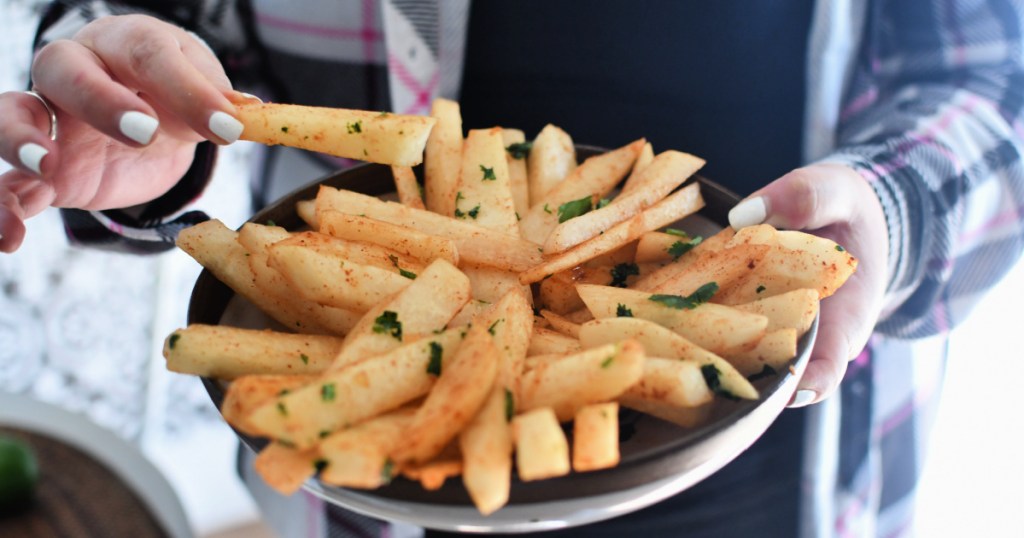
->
[32,39,163,147]
[81,16,243,145]
[789,263,878,407]
[728,164,869,231]
[176,29,233,89]
[0,91,60,176]
[789,352,848,408]
[0,200,26,253]
[0,171,56,253]
[789,306,857,407]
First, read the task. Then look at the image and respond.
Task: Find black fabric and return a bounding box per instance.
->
[448,2,818,536]
[459,0,816,197]
[838,352,874,489]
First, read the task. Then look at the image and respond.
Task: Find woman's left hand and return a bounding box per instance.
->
[728,163,889,407]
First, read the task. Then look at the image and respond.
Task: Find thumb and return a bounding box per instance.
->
[728,164,867,231]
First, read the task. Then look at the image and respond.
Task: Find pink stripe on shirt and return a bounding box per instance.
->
[256,11,381,42]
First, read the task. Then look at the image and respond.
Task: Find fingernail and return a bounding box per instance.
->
[728,197,767,229]
[789,389,817,407]
[18,143,48,175]
[119,111,159,145]
[239,92,263,103]
[209,111,243,144]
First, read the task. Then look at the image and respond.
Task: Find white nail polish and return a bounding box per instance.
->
[119,111,159,145]
[209,111,243,144]
[239,92,263,103]
[18,143,48,175]
[789,389,817,407]
[728,196,767,229]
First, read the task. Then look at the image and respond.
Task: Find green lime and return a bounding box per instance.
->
[0,434,39,511]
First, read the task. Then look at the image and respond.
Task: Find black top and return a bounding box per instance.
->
[459,0,815,196]
[450,3,816,536]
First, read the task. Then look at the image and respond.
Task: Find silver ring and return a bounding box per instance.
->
[23,89,57,141]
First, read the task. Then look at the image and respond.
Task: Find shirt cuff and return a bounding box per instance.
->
[814,150,933,306]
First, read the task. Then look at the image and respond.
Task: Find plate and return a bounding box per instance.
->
[187,146,816,533]
[0,393,192,538]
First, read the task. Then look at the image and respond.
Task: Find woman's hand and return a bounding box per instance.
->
[729,163,889,407]
[0,14,248,252]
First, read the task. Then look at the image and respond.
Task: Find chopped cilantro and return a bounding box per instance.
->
[597,198,612,209]
[381,459,395,484]
[664,228,688,237]
[388,254,416,279]
[667,236,703,260]
[835,244,846,252]
[278,389,290,397]
[277,439,295,448]
[616,304,634,317]
[373,311,403,340]
[649,282,719,310]
[756,285,766,294]
[480,164,496,180]
[377,111,390,117]
[427,341,443,376]
[168,333,181,350]
[300,353,309,365]
[543,203,552,214]
[346,120,363,134]
[488,318,504,335]
[277,401,288,416]
[600,356,615,369]
[506,141,533,159]
[266,219,276,227]
[280,126,289,133]
[700,364,739,400]
[319,430,331,439]
[609,262,640,288]
[557,196,594,223]
[504,388,515,422]
[747,365,778,382]
[454,201,481,220]
[321,383,336,402]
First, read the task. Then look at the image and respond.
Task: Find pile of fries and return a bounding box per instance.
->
[163,99,856,515]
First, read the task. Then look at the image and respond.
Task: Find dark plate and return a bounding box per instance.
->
[188,146,815,533]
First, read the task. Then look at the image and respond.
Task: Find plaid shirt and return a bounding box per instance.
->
[37,1,1024,537]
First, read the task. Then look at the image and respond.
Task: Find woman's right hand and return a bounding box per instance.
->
[0,14,249,252]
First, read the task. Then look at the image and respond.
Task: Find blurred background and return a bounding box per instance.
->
[1,1,1021,537]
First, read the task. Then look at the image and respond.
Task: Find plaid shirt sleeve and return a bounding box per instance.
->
[823,0,1024,338]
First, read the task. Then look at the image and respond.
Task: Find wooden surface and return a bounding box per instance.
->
[0,428,168,538]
